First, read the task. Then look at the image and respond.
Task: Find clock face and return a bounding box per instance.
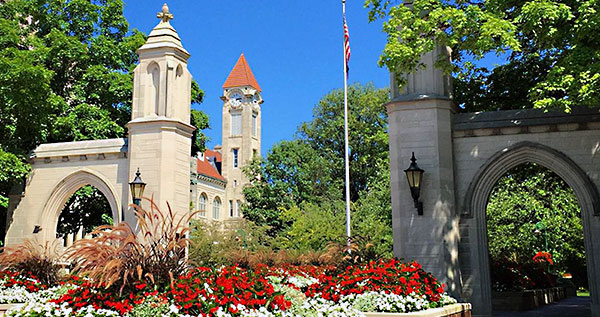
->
[230,92,242,106]
[253,94,260,104]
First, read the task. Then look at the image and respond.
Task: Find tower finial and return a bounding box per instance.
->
[157,3,173,23]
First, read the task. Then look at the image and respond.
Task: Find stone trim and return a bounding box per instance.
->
[194,173,226,187]
[126,117,196,138]
[453,107,600,138]
[362,303,471,317]
[30,138,127,160]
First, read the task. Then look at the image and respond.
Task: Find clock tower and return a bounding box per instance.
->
[221,54,262,218]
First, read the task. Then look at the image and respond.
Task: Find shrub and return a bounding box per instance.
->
[490,258,557,292]
[66,198,197,292]
[189,219,284,268]
[0,239,62,286]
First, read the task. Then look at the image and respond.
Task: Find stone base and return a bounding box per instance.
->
[492,287,566,311]
[0,303,24,315]
[363,303,471,317]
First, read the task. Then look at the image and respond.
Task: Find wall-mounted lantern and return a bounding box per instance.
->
[404,152,424,215]
[129,168,146,206]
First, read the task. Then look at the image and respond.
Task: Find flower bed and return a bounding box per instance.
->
[0,259,466,317]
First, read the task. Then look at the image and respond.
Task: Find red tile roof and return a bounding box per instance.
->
[197,157,225,181]
[223,53,261,92]
[205,148,222,163]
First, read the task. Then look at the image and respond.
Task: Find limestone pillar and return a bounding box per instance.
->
[387,45,462,297]
[126,4,195,225]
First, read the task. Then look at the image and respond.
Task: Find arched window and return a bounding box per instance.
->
[148,63,160,115]
[198,193,207,217]
[212,197,221,220]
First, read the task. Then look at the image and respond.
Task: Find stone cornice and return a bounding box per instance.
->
[193,173,226,187]
[30,138,127,161]
[126,117,196,138]
[453,107,600,138]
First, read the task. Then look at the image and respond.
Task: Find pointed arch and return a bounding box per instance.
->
[147,62,160,115]
[463,141,600,314]
[39,169,120,242]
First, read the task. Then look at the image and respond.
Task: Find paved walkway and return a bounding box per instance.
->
[494,296,591,316]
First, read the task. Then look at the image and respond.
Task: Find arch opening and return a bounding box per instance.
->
[56,185,114,247]
[463,142,599,316]
[486,162,588,313]
[40,170,120,245]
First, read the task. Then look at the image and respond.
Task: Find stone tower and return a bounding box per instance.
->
[126,4,195,221]
[220,53,262,218]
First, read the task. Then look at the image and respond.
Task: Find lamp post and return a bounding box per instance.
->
[534,221,548,252]
[404,152,424,215]
[129,168,146,206]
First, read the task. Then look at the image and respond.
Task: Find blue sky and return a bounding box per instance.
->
[123,1,389,154]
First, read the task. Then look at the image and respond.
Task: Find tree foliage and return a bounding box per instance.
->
[487,163,586,286]
[299,83,390,201]
[56,185,113,238]
[0,0,208,227]
[242,83,392,255]
[366,0,600,112]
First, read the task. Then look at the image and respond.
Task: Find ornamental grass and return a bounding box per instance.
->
[65,198,198,293]
[0,238,62,286]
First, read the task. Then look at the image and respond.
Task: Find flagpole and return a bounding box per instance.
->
[342,0,351,245]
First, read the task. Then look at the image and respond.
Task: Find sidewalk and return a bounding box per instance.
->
[493,296,591,316]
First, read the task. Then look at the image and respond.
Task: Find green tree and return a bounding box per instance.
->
[276,202,347,252]
[0,0,208,237]
[366,0,600,112]
[242,83,393,257]
[242,140,341,235]
[487,163,586,286]
[299,83,390,201]
[56,185,113,238]
[352,160,393,258]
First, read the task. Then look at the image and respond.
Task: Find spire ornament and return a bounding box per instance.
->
[157,3,173,23]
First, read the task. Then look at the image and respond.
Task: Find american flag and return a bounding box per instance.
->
[343,14,351,75]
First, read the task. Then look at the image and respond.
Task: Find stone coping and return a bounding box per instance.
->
[453,107,600,131]
[0,303,24,315]
[0,302,471,316]
[363,303,471,317]
[31,138,127,159]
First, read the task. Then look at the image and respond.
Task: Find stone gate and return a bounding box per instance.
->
[387,46,600,316]
[5,5,194,248]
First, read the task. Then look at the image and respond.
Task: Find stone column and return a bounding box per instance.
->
[387,45,462,297]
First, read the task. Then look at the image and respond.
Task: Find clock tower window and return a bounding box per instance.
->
[231,113,242,135]
[233,148,239,168]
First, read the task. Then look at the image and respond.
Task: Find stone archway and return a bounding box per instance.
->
[38,169,121,242]
[464,141,600,315]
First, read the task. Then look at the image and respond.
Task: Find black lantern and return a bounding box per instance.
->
[129,168,146,206]
[404,152,424,215]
